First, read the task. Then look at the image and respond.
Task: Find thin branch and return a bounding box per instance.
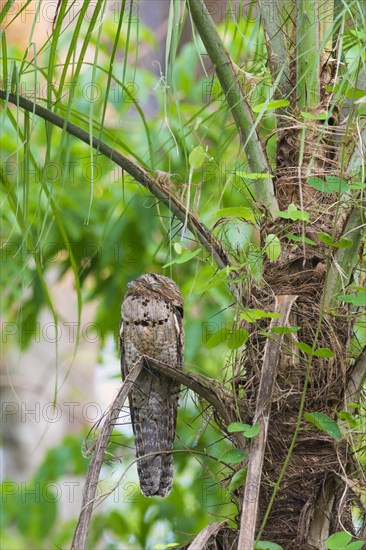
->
[0,90,231,272]
[71,360,144,550]
[237,294,298,549]
[187,521,228,549]
[186,0,278,216]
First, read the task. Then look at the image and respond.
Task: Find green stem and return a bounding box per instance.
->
[296,0,320,107]
[186,0,278,216]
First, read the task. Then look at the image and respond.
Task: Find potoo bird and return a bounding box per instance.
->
[119,274,184,497]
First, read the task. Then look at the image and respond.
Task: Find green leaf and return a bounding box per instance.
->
[334,237,353,249]
[222,449,247,464]
[337,292,365,306]
[253,99,289,113]
[228,422,249,433]
[317,231,335,246]
[326,531,352,549]
[345,87,366,100]
[343,542,366,550]
[285,233,316,246]
[296,341,314,355]
[316,232,352,249]
[163,247,201,268]
[228,468,247,491]
[264,234,281,261]
[227,422,259,438]
[227,328,249,349]
[307,176,349,194]
[301,111,329,120]
[325,176,349,193]
[307,177,334,193]
[240,309,280,322]
[234,171,273,179]
[271,326,301,334]
[205,328,227,349]
[242,423,260,438]
[313,347,334,358]
[277,204,309,221]
[189,145,205,169]
[337,411,358,428]
[211,207,256,223]
[304,412,342,440]
[349,181,366,190]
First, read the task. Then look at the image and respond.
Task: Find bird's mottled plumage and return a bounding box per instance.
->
[119,274,184,497]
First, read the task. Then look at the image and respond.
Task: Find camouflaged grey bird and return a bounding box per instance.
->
[119,274,184,497]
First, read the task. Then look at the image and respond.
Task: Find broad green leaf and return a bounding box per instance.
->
[222,449,247,464]
[334,237,353,249]
[304,412,342,440]
[228,468,247,491]
[227,422,250,433]
[277,204,309,221]
[296,341,314,355]
[325,176,349,193]
[234,172,273,179]
[337,292,366,306]
[227,328,249,349]
[286,233,316,246]
[264,234,281,261]
[307,177,334,193]
[241,309,280,322]
[326,531,352,549]
[345,87,366,100]
[317,232,335,246]
[211,207,256,222]
[242,423,260,438]
[227,422,259,438]
[301,111,329,120]
[313,347,334,358]
[271,326,301,334]
[163,247,201,268]
[253,99,289,113]
[337,411,358,428]
[317,232,352,249]
[205,328,227,349]
[189,145,205,169]
[307,176,349,194]
[343,542,366,550]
